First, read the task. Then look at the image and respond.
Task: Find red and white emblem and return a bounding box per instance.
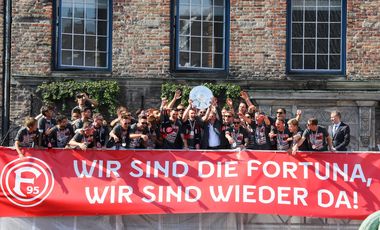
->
[0,157,54,207]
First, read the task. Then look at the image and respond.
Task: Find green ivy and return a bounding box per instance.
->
[36,80,120,118]
[161,82,241,107]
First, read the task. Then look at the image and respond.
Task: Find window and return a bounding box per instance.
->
[56,0,111,70]
[174,0,229,71]
[286,0,346,74]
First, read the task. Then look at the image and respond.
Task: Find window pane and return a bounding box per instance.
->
[330,0,341,7]
[214,54,223,68]
[62,18,72,33]
[202,53,213,67]
[304,55,315,69]
[214,7,224,22]
[62,2,73,18]
[179,0,190,5]
[305,0,316,7]
[179,52,190,67]
[61,50,72,65]
[329,55,340,69]
[317,9,328,22]
[85,36,96,50]
[202,7,212,21]
[305,23,316,37]
[86,4,96,19]
[305,10,316,21]
[214,23,224,37]
[292,39,303,53]
[97,52,107,67]
[215,38,223,53]
[202,38,212,52]
[292,23,303,37]
[97,37,107,51]
[191,37,201,51]
[318,0,329,6]
[317,55,328,69]
[191,21,201,36]
[86,20,96,35]
[330,39,340,53]
[292,9,303,22]
[85,52,96,66]
[317,39,328,53]
[74,3,84,18]
[304,39,315,53]
[62,34,72,49]
[180,20,190,35]
[203,22,213,36]
[191,53,201,67]
[317,23,328,37]
[179,5,190,19]
[179,36,190,51]
[203,0,212,8]
[191,6,201,20]
[74,19,84,34]
[214,0,224,6]
[73,51,84,65]
[292,55,303,69]
[98,21,107,35]
[98,3,108,20]
[74,35,84,50]
[330,10,341,22]
[330,23,341,37]
[192,0,201,6]
[293,0,303,7]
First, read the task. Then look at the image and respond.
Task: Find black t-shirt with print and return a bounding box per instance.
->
[38,117,57,147]
[109,124,131,148]
[93,125,109,147]
[270,127,292,151]
[302,126,329,151]
[160,119,183,149]
[182,119,202,149]
[72,132,95,148]
[226,126,248,149]
[15,127,40,147]
[129,124,148,149]
[49,124,74,148]
[247,122,271,149]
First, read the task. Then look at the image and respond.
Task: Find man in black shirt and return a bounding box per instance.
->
[269,118,292,151]
[292,118,334,155]
[38,105,57,147]
[14,117,40,158]
[68,122,95,150]
[92,113,109,149]
[287,118,308,153]
[49,115,74,148]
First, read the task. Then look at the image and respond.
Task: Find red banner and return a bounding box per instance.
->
[0,147,379,219]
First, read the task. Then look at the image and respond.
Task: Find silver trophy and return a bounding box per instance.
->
[189,86,213,109]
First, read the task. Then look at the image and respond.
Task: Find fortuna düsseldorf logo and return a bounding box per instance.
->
[0,157,54,207]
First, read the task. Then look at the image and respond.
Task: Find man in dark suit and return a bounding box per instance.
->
[328,111,350,151]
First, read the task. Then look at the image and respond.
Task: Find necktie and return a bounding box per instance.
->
[333,125,338,135]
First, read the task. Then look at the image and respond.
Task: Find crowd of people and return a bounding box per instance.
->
[13,90,351,158]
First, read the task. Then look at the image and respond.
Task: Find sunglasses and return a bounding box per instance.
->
[276,112,283,114]
[141,122,148,125]
[233,122,240,124]
[224,115,232,118]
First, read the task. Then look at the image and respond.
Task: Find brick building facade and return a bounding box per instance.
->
[0,0,379,227]
[1,0,378,150]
